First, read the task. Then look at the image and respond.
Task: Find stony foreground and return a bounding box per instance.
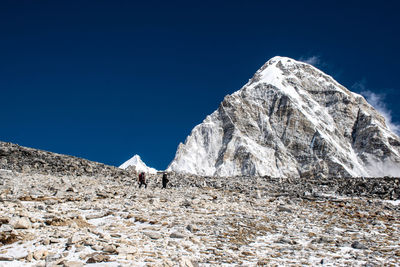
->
[1,170,400,266]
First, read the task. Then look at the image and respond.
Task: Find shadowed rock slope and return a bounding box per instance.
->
[0,141,130,178]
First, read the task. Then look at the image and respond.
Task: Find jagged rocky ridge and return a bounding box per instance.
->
[168,56,400,177]
[0,141,130,178]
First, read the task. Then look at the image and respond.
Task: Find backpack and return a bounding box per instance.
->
[139,173,145,182]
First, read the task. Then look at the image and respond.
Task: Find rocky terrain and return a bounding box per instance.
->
[0,141,130,178]
[168,56,400,177]
[1,169,399,266]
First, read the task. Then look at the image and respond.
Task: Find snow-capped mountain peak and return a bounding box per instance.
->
[167,56,400,177]
[120,155,157,174]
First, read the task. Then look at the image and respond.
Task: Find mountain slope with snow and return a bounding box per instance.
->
[120,154,158,174]
[168,56,400,177]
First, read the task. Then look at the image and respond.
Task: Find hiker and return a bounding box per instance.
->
[138,172,147,188]
[162,172,169,189]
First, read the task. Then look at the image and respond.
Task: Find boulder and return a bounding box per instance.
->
[10,217,31,229]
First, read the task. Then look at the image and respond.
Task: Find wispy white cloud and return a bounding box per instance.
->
[298,55,321,66]
[364,156,400,177]
[352,80,400,135]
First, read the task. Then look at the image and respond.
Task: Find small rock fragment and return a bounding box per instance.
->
[33,249,48,260]
[351,241,367,249]
[277,205,292,213]
[62,261,84,267]
[102,244,117,254]
[86,253,110,263]
[180,257,199,267]
[186,224,198,233]
[170,232,185,239]
[10,217,31,229]
[143,231,162,240]
[0,217,10,224]
[0,255,14,261]
[67,233,81,245]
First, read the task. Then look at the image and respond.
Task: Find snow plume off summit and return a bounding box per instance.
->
[168,56,400,178]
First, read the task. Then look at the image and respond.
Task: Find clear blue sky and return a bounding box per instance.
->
[1,0,399,170]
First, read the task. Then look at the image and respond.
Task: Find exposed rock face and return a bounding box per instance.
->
[168,56,400,177]
[0,141,130,178]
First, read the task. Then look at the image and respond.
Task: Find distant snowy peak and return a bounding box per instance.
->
[119,155,157,174]
[168,56,400,177]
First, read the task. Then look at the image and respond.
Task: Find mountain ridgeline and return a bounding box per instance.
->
[168,56,400,178]
[0,141,130,178]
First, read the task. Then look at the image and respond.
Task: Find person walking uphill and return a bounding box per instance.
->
[138,172,147,188]
[162,172,169,189]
